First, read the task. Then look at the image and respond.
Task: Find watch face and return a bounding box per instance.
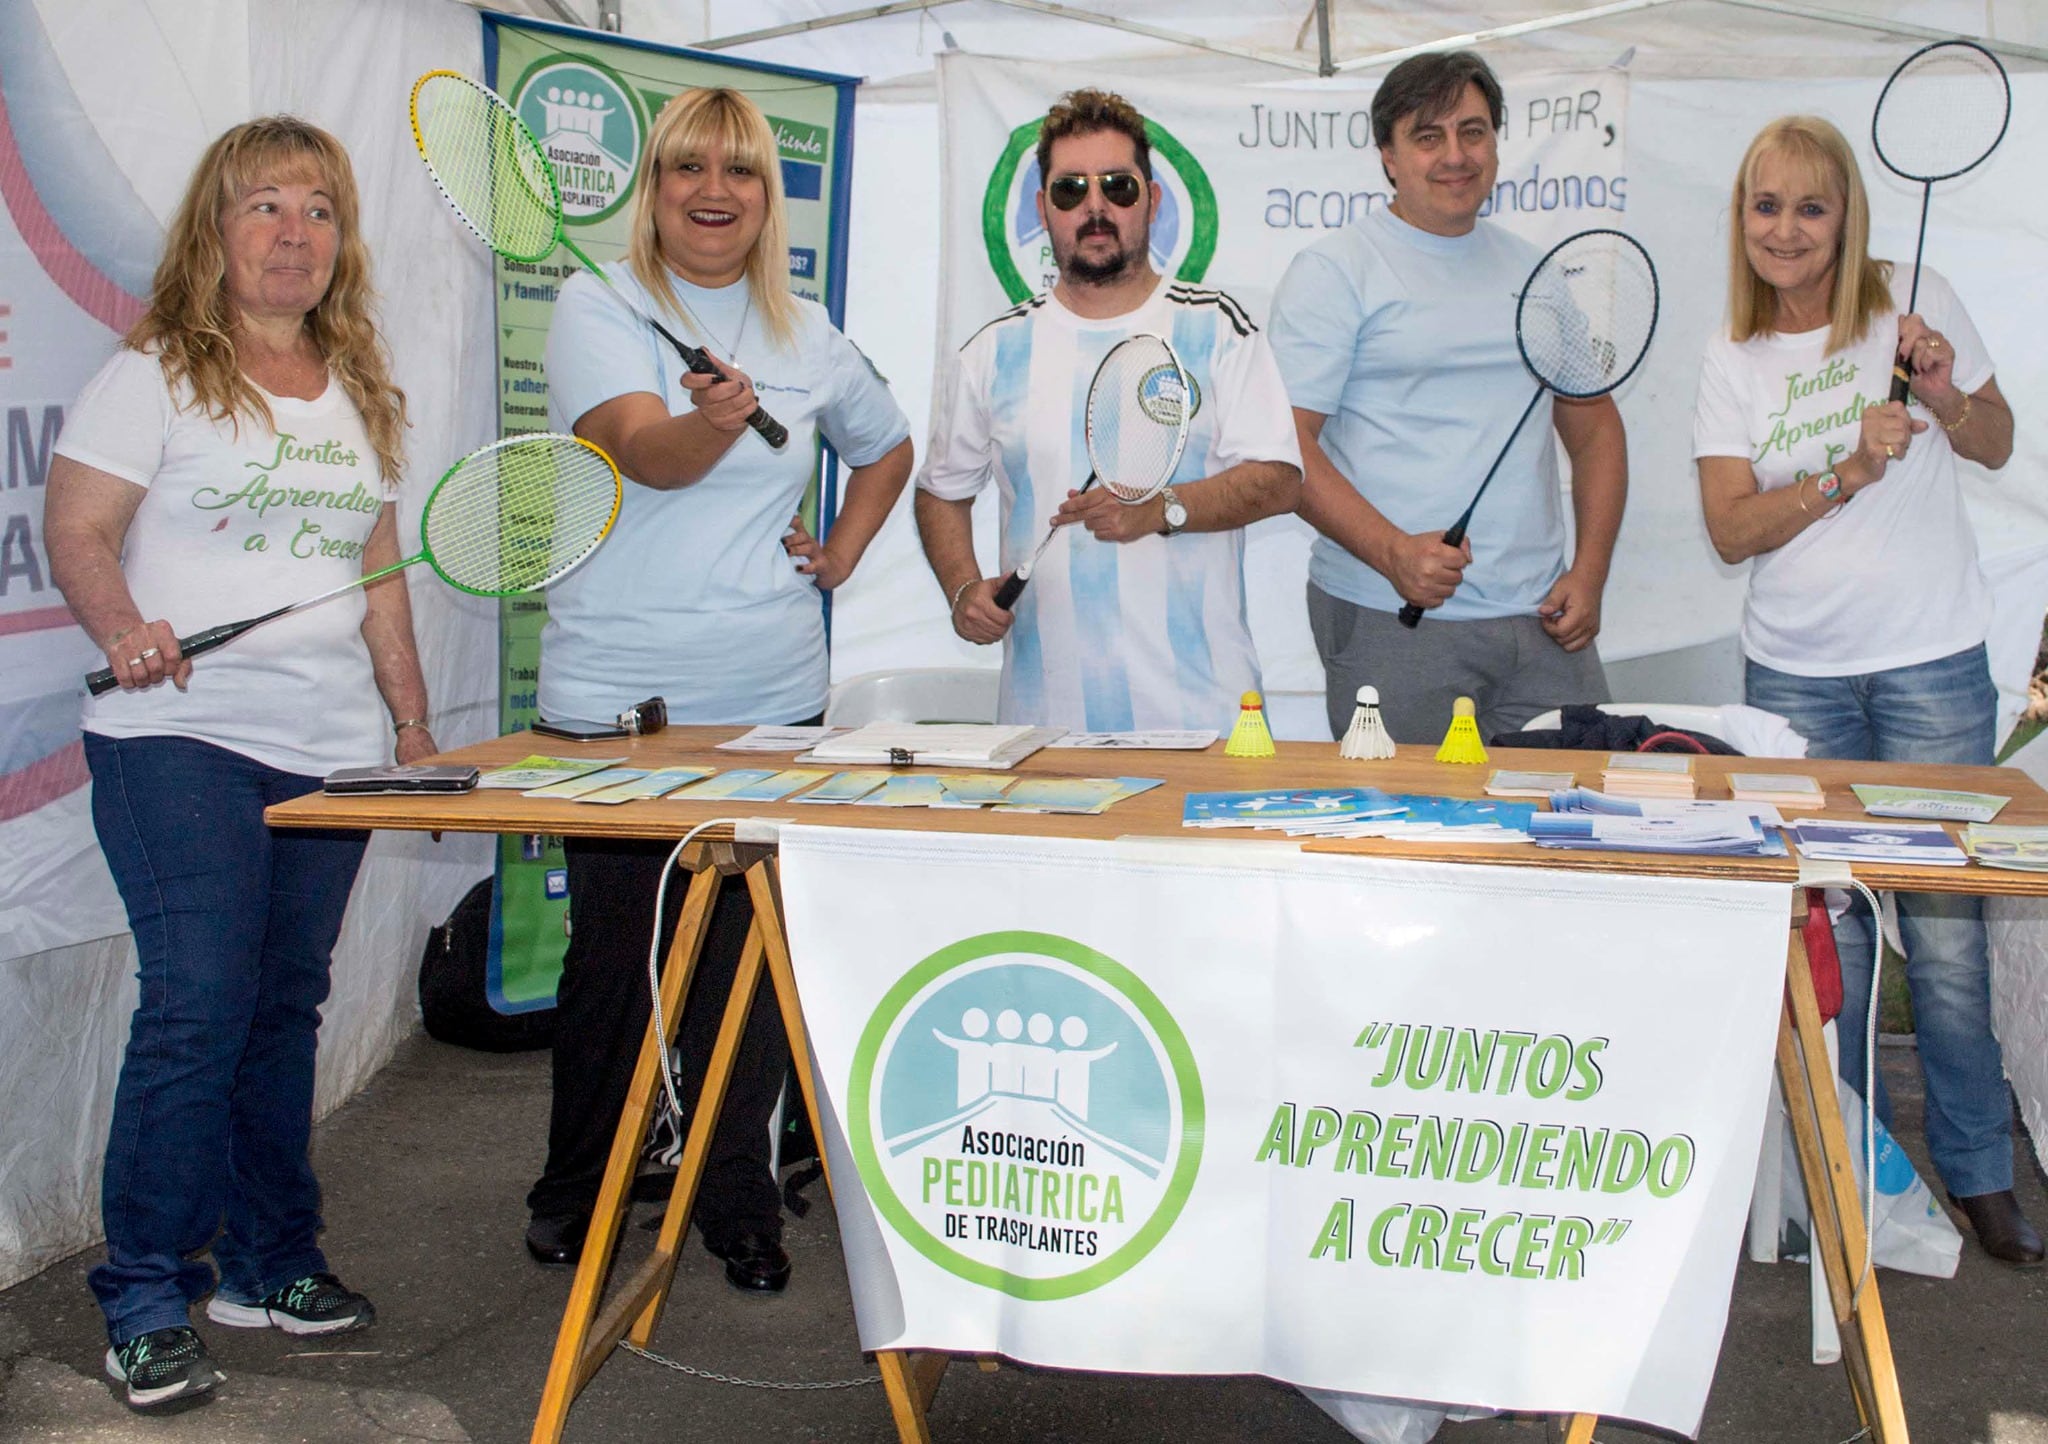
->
[1165,500,1188,530]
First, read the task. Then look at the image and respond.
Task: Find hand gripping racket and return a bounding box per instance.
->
[1397,228,1659,629]
[409,69,789,449]
[1872,39,2010,404]
[992,333,1192,611]
[85,433,621,695]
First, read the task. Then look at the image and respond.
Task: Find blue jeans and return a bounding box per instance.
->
[1746,645,2013,1197]
[84,733,368,1346]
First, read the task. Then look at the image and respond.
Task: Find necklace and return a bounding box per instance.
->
[669,280,753,364]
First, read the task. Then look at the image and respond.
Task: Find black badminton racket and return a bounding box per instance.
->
[1398,228,1658,628]
[86,433,621,695]
[1872,39,2010,404]
[409,69,789,449]
[992,334,1192,611]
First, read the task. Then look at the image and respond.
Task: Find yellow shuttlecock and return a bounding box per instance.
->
[1225,690,1276,758]
[1434,696,1488,765]
[1339,684,1397,761]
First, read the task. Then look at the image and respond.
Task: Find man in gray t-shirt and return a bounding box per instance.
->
[1269,50,1626,744]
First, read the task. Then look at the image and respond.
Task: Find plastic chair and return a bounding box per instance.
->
[825,667,1002,727]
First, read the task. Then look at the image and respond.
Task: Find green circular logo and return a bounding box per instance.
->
[981,120,1218,305]
[510,56,646,224]
[848,930,1204,1299]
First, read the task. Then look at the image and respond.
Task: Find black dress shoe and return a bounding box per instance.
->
[703,1231,791,1294]
[525,1211,590,1268]
[1948,1189,2045,1267]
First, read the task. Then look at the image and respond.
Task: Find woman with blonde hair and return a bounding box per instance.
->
[45,116,434,1408]
[1693,115,2035,1265]
[525,86,911,1290]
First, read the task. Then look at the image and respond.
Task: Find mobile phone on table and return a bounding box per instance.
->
[531,717,631,742]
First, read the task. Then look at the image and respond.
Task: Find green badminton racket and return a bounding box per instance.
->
[86,433,621,695]
[409,68,789,449]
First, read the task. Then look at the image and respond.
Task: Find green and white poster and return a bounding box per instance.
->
[482,14,859,1011]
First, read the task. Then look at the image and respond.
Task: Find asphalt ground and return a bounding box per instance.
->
[3,1034,2043,1444]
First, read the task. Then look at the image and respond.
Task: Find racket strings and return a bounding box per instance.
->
[1874,44,2010,182]
[1088,340,1189,502]
[1519,232,1658,399]
[412,73,559,260]
[423,439,620,593]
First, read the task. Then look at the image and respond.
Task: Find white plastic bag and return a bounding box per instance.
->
[1300,1389,1496,1444]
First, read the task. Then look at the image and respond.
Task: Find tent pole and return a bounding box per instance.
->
[694,0,974,51]
[1314,0,1335,77]
[1335,0,1680,72]
[1706,0,2048,64]
[980,0,1320,72]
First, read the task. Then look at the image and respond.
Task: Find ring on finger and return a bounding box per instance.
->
[1884,443,1896,459]
[126,656,144,668]
[138,647,160,661]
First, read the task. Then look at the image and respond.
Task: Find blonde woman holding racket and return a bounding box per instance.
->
[44,117,431,1409]
[524,86,911,1292]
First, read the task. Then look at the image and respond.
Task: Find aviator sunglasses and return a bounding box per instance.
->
[1046,171,1145,210]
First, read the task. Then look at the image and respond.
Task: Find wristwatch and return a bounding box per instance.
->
[1160,486,1188,537]
[1813,469,1843,503]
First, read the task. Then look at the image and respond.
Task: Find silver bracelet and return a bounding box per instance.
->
[392,717,429,735]
[949,578,977,614]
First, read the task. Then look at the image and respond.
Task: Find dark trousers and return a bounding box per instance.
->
[84,733,368,1346]
[527,835,788,1245]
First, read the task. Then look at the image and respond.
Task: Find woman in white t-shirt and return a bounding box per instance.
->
[44,119,435,1405]
[1693,115,2037,1266]
[523,87,911,1290]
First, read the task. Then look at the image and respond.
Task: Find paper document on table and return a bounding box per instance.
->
[801,723,1064,770]
[717,725,844,752]
[1787,819,1968,866]
[1044,730,1218,750]
[1851,783,2008,823]
[481,755,626,789]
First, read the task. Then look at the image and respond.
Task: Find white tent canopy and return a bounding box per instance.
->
[3,0,2045,1288]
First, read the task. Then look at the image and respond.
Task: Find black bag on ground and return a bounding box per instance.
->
[418,877,557,1052]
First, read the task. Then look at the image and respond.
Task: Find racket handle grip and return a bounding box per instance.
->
[744,406,789,449]
[1396,602,1424,630]
[1889,364,1911,406]
[83,623,244,696]
[662,330,790,449]
[1397,517,1468,629]
[991,572,1026,611]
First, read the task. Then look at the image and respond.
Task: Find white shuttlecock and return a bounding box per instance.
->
[1339,685,1396,760]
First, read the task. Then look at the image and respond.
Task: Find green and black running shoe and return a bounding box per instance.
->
[105,1326,223,1409]
[207,1271,375,1336]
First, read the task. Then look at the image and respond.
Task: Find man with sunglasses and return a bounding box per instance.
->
[1269,50,1627,746]
[916,89,1301,731]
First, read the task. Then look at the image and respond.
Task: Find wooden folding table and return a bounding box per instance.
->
[269,730,2048,1444]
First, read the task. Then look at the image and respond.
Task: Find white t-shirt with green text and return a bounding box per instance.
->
[1692,265,1994,678]
[56,347,398,775]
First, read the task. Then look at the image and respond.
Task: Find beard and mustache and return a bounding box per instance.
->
[1055,213,1145,286]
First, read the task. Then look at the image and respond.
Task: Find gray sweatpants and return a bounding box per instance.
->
[1308,582,1609,746]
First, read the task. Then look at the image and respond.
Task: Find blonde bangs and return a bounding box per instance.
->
[625,87,799,350]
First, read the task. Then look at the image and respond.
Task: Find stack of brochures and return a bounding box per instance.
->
[1727,772,1825,807]
[1601,752,1697,800]
[1786,819,1968,866]
[801,722,1063,770]
[1182,789,1534,842]
[1532,789,1785,855]
[1962,824,2048,871]
[1850,783,2009,823]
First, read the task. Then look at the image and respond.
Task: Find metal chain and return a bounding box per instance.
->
[616,1340,880,1391]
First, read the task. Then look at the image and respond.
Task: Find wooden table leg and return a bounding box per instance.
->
[1777,905,1911,1443]
[747,857,950,1444]
[1556,1414,1598,1444]
[530,857,721,1444]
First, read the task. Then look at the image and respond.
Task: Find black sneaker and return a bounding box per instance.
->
[105,1326,223,1409]
[206,1272,375,1336]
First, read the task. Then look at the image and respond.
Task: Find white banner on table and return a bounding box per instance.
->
[780,826,1789,1434]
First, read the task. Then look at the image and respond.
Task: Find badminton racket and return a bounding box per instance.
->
[86,433,621,695]
[1397,228,1658,629]
[409,69,789,449]
[992,334,1192,611]
[1872,39,2010,404]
